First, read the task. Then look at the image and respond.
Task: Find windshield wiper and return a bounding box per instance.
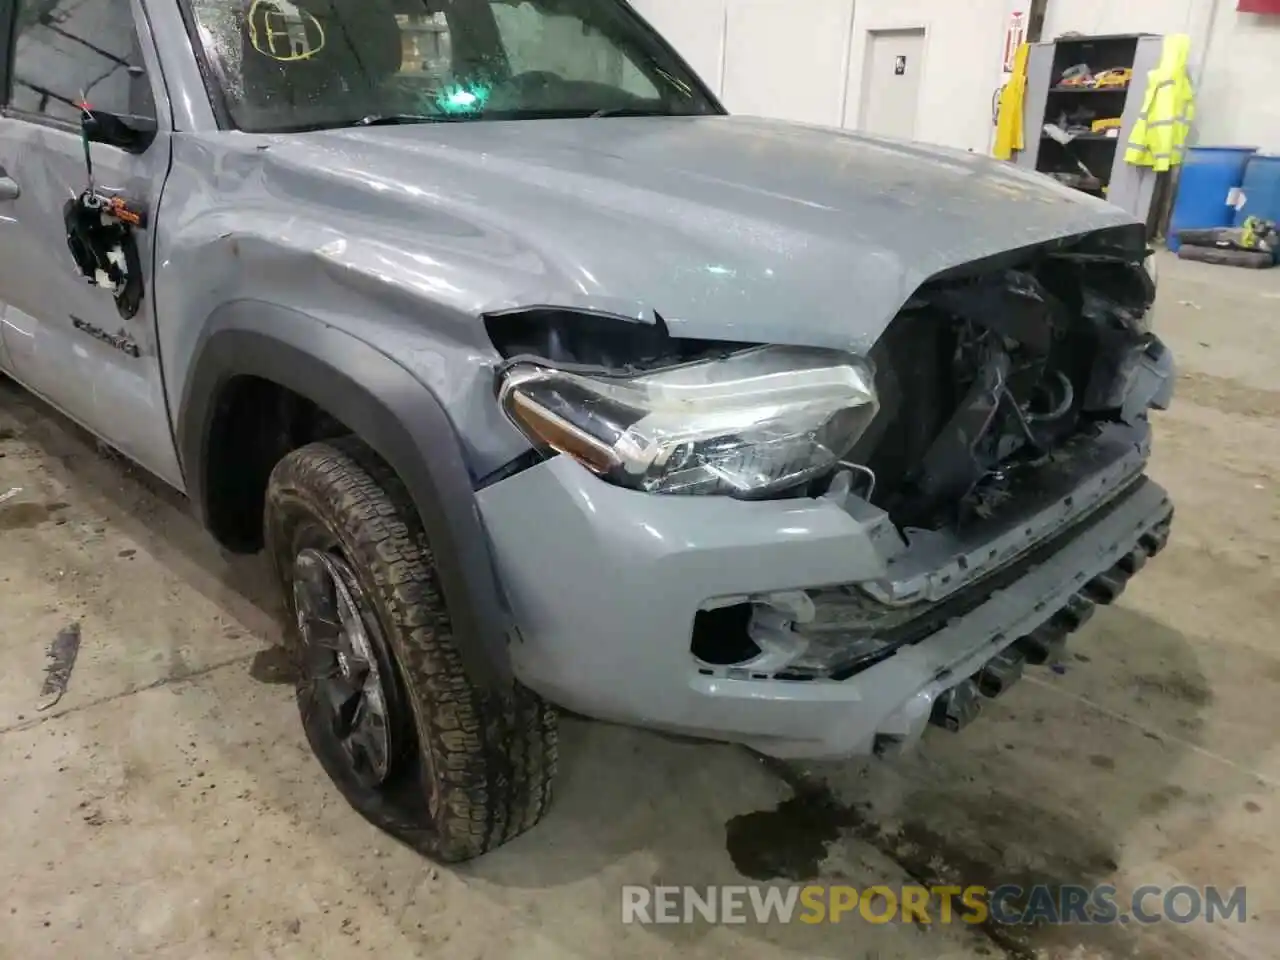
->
[587,107,682,119]
[349,113,461,127]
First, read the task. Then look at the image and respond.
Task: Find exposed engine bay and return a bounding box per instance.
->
[848,242,1158,532]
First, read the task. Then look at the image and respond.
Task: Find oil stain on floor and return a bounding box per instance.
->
[723,758,1212,960]
[249,646,298,685]
[0,500,69,530]
[0,502,53,530]
[725,781,856,882]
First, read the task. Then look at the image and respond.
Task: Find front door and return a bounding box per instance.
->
[0,0,182,488]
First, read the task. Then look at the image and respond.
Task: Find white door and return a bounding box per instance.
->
[858,28,926,140]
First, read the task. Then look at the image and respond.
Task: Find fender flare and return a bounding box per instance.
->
[177,299,513,688]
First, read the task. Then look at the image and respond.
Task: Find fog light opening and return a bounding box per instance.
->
[691,604,761,666]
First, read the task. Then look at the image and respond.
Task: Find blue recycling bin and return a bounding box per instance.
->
[1168,146,1257,251]
[1233,153,1280,226]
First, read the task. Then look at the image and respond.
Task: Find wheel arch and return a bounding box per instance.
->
[177,299,513,687]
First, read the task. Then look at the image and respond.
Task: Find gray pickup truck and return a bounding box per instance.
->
[0,0,1174,861]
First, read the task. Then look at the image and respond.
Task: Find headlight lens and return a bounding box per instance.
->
[497,346,879,496]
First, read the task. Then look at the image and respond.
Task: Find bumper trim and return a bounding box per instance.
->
[862,423,1150,607]
[786,475,1162,682]
[736,477,1172,757]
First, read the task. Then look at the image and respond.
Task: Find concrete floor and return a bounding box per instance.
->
[0,251,1276,960]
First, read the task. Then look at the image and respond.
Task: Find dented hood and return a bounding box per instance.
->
[277,115,1138,351]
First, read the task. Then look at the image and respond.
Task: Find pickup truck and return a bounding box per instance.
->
[0,0,1174,862]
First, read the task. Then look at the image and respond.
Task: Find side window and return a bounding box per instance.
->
[9,0,156,125]
[489,1,658,99]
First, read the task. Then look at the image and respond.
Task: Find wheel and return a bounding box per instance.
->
[264,439,557,861]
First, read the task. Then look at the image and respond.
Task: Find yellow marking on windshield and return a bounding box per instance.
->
[248,0,326,62]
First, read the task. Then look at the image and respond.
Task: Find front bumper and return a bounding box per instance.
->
[476,430,1173,760]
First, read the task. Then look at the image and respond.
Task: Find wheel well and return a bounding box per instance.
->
[204,376,351,552]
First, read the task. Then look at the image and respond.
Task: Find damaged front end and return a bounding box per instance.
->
[683,229,1175,688]
[485,225,1174,699]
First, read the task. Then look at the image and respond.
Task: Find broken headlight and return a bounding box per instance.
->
[497,346,879,497]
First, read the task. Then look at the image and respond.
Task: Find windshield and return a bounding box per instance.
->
[187,0,723,132]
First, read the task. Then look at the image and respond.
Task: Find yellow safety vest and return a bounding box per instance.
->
[1126,34,1195,172]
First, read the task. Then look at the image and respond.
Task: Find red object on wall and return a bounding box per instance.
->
[1238,0,1280,13]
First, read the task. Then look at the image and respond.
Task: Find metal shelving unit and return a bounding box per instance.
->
[1015,33,1165,220]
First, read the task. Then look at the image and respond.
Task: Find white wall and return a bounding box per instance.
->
[633,0,1013,152]
[1044,0,1280,150]
[721,0,855,126]
[1197,5,1280,149]
[633,0,859,128]
[634,0,1280,155]
[1043,0,1208,40]
[630,0,728,96]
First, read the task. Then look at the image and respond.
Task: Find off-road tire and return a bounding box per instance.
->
[264,439,557,861]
